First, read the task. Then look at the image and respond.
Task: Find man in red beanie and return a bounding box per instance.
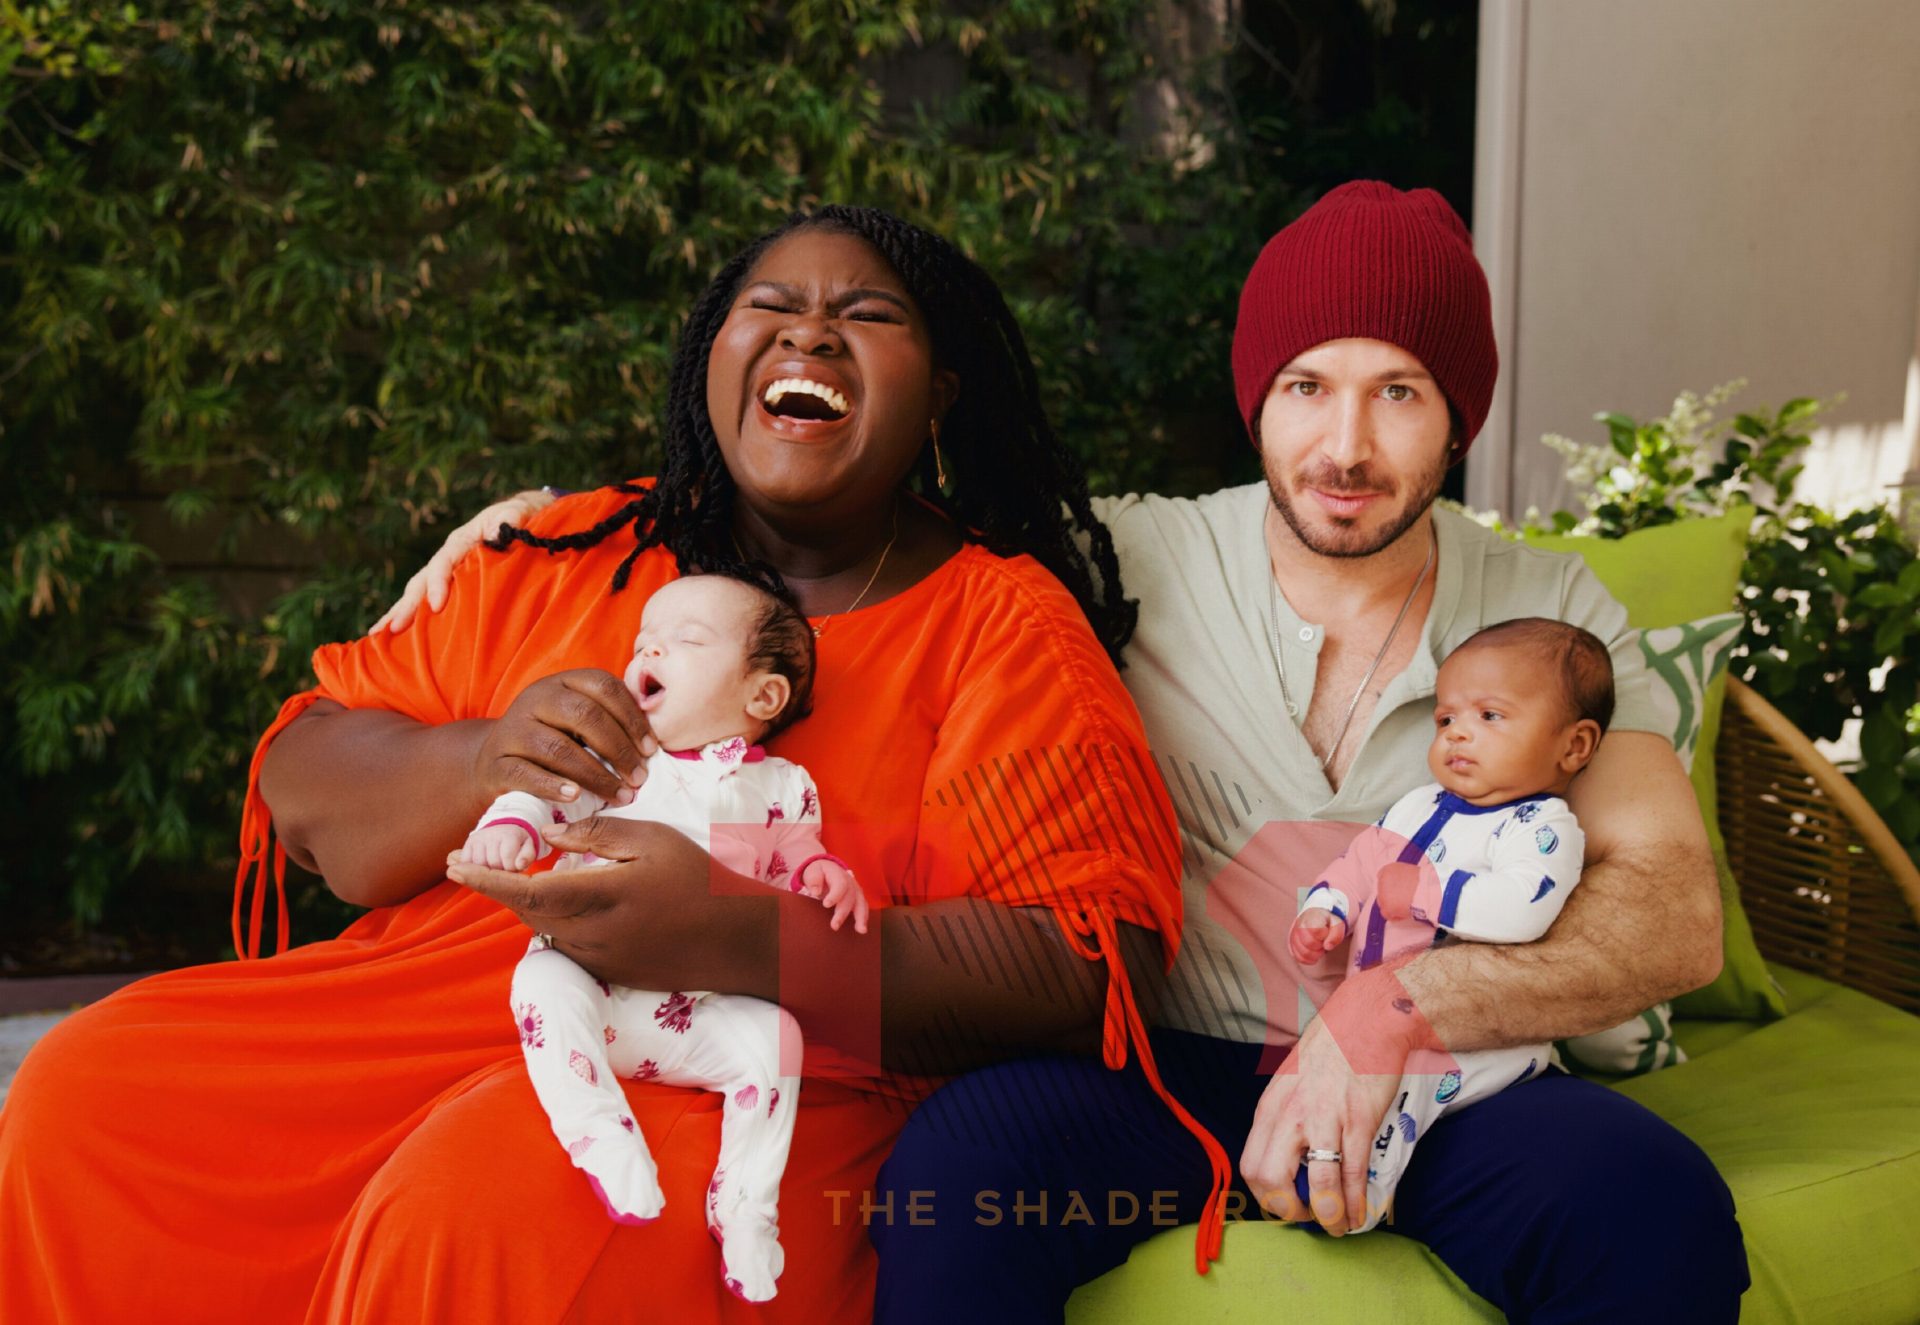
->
[379,182,1750,1322]
[871,180,1747,1323]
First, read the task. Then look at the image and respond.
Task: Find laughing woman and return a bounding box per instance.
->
[0,207,1186,1323]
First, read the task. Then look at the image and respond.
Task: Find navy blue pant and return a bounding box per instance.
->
[871,1029,1748,1323]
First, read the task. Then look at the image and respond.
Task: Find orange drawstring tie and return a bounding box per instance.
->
[232,690,326,961]
[1056,904,1232,1274]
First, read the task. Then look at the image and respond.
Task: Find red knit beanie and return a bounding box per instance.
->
[1231,180,1498,456]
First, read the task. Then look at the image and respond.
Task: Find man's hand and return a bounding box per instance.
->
[1288,910,1348,965]
[370,488,556,634]
[1240,960,1432,1235]
[798,858,870,934]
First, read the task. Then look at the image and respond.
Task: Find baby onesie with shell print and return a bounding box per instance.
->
[1292,784,1586,1233]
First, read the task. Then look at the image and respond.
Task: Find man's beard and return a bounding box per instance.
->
[1265,452,1448,559]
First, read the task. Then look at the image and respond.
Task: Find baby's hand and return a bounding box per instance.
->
[461,822,537,872]
[1288,909,1348,964]
[797,858,869,935]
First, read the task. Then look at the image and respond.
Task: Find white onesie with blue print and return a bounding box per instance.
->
[1294,782,1586,1233]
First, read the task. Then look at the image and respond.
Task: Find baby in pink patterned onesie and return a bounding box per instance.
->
[460,574,867,1302]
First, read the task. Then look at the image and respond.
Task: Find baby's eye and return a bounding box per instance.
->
[1382,383,1414,402]
[1436,714,1453,727]
[1481,710,1501,722]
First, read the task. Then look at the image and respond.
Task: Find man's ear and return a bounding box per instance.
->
[932,368,960,419]
[744,673,792,727]
[1559,719,1603,773]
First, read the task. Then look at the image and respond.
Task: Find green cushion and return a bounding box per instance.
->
[1068,1212,1502,1323]
[1523,508,1787,1021]
[1618,969,1920,1323]
[1068,966,1920,1323]
[1522,510,1749,628]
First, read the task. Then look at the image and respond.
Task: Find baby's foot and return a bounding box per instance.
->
[567,1120,664,1225]
[719,1214,784,1303]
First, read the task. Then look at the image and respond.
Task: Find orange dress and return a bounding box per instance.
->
[0,486,1184,1325]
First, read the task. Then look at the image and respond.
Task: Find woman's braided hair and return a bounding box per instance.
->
[489,204,1137,664]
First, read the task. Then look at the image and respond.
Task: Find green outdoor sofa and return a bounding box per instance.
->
[1070,677,1920,1323]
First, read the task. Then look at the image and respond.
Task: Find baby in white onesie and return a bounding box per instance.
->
[459,574,868,1303]
[1286,616,1614,1234]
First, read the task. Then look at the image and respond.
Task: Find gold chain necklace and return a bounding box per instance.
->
[733,499,900,637]
[1272,524,1436,772]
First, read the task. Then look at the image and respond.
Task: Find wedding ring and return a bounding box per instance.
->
[1304,1147,1342,1163]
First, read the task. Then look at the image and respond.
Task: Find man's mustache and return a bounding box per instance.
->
[1294,465,1397,496]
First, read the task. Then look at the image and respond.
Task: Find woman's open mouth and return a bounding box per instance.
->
[755,374,855,436]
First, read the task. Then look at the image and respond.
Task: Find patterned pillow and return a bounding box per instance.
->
[1639,613,1745,774]
[1560,1002,1686,1075]
[1525,506,1788,1023]
[1550,611,1744,1075]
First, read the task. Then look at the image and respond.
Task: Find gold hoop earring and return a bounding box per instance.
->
[931,419,949,489]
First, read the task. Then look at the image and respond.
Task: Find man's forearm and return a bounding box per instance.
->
[1390,841,1722,1053]
[260,700,494,909]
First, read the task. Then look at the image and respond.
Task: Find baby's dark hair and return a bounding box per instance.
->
[741,581,816,739]
[1458,617,1615,731]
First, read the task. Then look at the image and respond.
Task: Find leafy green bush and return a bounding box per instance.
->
[8,2,1484,948]
[1535,384,1920,858]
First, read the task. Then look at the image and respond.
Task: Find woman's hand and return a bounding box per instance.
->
[370,488,556,635]
[447,816,775,993]
[473,670,657,808]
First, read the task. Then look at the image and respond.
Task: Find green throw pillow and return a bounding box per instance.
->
[1553,611,1747,1071]
[1523,506,1787,1021]
[1638,614,1744,773]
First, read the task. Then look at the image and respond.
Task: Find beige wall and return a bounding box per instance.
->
[1471,0,1920,521]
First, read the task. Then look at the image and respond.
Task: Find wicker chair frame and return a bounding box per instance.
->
[1716,676,1920,1013]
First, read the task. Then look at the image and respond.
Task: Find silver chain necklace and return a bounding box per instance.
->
[1271,527,1436,772]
